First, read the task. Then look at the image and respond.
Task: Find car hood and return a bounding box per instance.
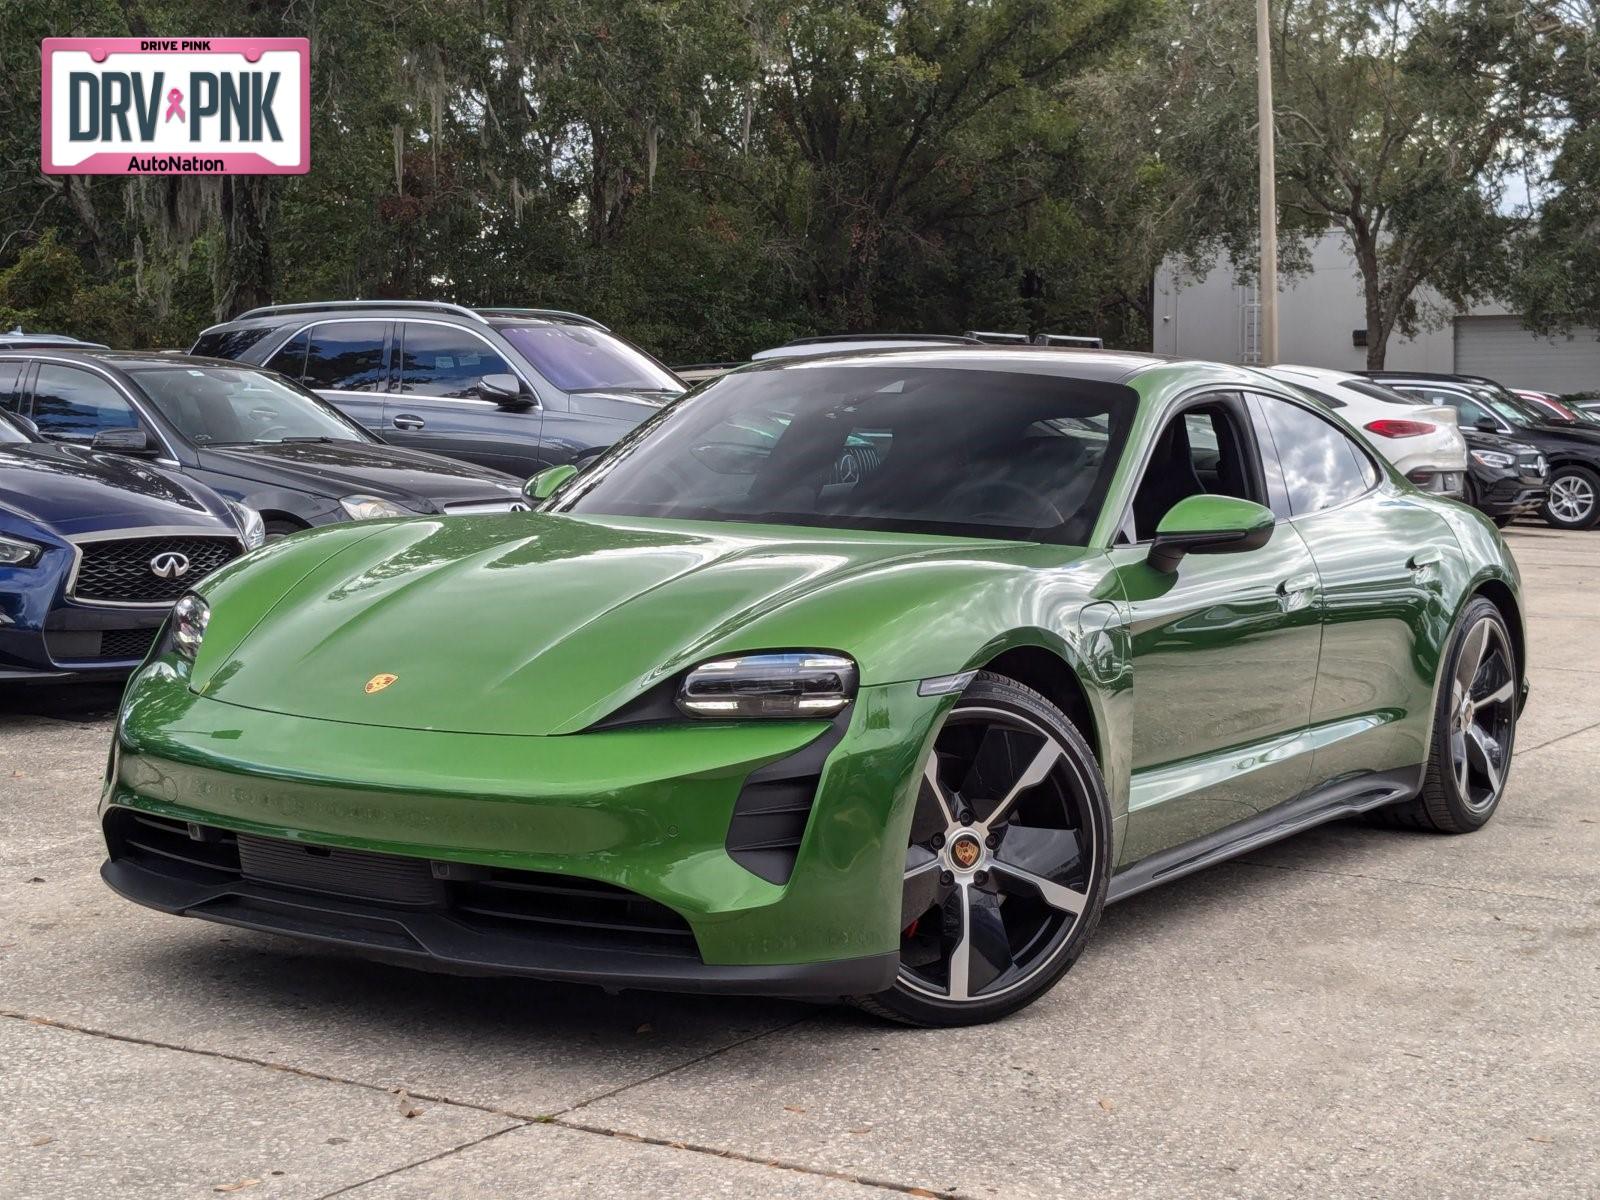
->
[191,513,1066,735]
[196,440,523,507]
[0,444,229,536]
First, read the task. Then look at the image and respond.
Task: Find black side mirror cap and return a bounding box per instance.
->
[90,427,158,456]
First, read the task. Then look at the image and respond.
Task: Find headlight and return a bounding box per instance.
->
[229,501,266,549]
[677,652,858,719]
[1470,449,1516,469]
[0,533,41,566]
[170,592,210,662]
[339,495,413,521]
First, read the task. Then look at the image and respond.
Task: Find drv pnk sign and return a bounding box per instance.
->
[42,38,309,175]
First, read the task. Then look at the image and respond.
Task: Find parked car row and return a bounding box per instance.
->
[2,299,1590,688]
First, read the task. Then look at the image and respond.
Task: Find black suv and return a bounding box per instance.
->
[0,350,526,538]
[193,301,686,477]
[1368,371,1598,530]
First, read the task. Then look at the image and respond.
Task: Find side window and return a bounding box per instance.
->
[397,324,513,398]
[264,330,309,379]
[0,362,22,413]
[29,365,140,442]
[192,326,274,361]
[1130,397,1260,541]
[1254,395,1374,516]
[300,322,388,392]
[1453,395,1496,430]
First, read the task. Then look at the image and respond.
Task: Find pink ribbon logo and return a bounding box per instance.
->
[164,88,185,123]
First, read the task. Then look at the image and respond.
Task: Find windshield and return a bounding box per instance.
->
[133,367,372,446]
[497,324,683,394]
[1469,386,1546,427]
[557,364,1136,544]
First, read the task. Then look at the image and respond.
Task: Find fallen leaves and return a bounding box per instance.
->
[213,1180,258,1194]
[389,1086,426,1119]
[1097,1098,1116,1113]
[30,1136,52,1147]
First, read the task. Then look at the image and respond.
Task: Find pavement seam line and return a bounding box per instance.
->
[0,1009,538,1122]
[547,1011,818,1119]
[1232,858,1569,904]
[1,1008,961,1199]
[550,1117,971,1200]
[310,1124,531,1200]
[1519,716,1600,753]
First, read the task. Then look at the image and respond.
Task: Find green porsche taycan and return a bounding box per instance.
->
[101,350,1527,1025]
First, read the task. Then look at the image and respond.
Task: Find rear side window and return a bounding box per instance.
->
[1253,395,1375,516]
[191,326,275,361]
[0,362,22,413]
[265,329,309,379]
[300,322,388,392]
[30,365,140,442]
[397,324,513,398]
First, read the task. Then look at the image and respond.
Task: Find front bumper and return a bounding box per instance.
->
[1,560,169,683]
[101,664,947,995]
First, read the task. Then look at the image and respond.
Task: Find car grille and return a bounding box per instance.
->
[43,626,159,663]
[72,535,240,604]
[105,811,698,957]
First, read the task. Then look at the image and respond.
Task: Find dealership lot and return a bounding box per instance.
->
[1,525,1596,1200]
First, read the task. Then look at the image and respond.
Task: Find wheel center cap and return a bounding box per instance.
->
[950,834,983,870]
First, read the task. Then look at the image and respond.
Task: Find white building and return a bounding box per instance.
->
[1151,228,1600,393]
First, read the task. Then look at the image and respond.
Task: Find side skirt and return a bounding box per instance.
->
[1107,765,1424,904]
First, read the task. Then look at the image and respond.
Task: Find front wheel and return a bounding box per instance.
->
[1543,465,1600,530]
[1374,597,1518,833]
[851,673,1111,1026]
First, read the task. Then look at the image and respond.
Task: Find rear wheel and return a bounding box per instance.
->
[1543,465,1600,530]
[851,673,1111,1026]
[1373,597,1518,833]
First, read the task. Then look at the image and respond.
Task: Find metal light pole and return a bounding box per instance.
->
[1256,0,1279,365]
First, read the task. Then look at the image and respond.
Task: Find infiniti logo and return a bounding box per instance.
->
[149,552,191,580]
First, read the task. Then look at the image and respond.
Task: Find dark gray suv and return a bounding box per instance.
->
[192,302,686,478]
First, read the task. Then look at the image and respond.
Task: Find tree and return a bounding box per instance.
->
[1270,0,1544,368]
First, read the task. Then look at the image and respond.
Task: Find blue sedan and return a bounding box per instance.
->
[0,412,261,683]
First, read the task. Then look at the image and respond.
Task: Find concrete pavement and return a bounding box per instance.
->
[2,526,1596,1198]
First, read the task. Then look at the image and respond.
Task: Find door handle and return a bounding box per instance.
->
[1276,572,1318,612]
[1407,549,1442,569]
[391,414,425,431]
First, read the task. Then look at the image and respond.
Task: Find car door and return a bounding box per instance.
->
[1107,392,1323,865]
[265,321,391,433]
[384,320,544,476]
[1246,390,1458,789]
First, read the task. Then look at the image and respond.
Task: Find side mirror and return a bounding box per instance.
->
[480,373,532,408]
[1475,418,1499,433]
[90,427,158,456]
[524,463,578,503]
[1148,494,1275,573]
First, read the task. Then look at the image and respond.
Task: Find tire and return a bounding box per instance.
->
[263,519,306,542]
[849,672,1112,1026]
[1492,515,1513,529]
[1542,465,1600,530]
[1371,596,1518,833]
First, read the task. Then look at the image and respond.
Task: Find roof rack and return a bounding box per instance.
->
[1036,333,1105,349]
[964,331,1032,345]
[231,300,491,324]
[475,307,609,331]
[779,333,979,348]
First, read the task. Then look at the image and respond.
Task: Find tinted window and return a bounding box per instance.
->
[1255,396,1374,515]
[30,365,140,441]
[559,366,1135,544]
[498,323,682,393]
[398,324,513,398]
[301,322,387,391]
[265,329,309,379]
[0,362,22,413]
[133,366,369,445]
[191,326,275,361]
